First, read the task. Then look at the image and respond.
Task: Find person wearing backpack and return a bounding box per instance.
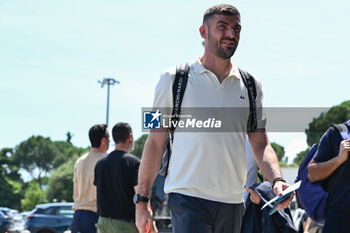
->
[308,120,350,233]
[135,4,294,233]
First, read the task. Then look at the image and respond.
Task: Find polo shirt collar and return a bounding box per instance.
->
[192,57,240,80]
[90,150,104,157]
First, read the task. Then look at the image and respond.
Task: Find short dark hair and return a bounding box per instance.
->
[112,122,132,144]
[89,124,108,148]
[203,4,240,24]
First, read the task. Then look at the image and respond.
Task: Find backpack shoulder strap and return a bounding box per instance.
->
[238,68,257,132]
[170,63,190,142]
[333,123,350,140]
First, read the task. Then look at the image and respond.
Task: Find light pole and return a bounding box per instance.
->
[98,78,120,127]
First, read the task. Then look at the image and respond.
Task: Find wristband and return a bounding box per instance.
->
[272,177,286,188]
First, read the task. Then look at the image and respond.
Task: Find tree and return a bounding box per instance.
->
[296,100,350,164]
[0,148,23,210]
[66,131,73,143]
[133,134,149,159]
[305,101,350,147]
[46,154,79,203]
[271,142,287,163]
[46,143,87,203]
[293,148,309,166]
[21,181,46,211]
[13,136,58,187]
[53,141,86,169]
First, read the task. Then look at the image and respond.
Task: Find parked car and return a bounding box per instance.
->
[0,207,17,233]
[24,203,74,233]
[0,210,11,233]
[11,213,25,233]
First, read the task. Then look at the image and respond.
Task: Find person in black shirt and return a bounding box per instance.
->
[94,122,140,233]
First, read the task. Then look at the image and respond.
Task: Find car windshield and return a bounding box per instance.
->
[0,211,5,217]
[0,209,12,217]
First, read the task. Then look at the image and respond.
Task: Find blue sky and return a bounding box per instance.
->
[1,0,349,162]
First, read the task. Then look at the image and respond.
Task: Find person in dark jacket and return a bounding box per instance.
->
[241,182,297,233]
[308,120,350,233]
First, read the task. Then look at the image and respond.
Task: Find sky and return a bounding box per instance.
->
[1,0,349,163]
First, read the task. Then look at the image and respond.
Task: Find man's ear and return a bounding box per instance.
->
[199,24,207,39]
[100,137,106,147]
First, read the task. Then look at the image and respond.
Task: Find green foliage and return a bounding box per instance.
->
[257,169,264,183]
[0,148,21,180]
[21,181,46,211]
[1,134,86,210]
[53,141,87,169]
[271,142,287,163]
[0,177,22,210]
[278,161,287,167]
[0,148,12,177]
[133,134,149,159]
[13,136,58,186]
[305,100,350,146]
[46,154,79,203]
[46,141,86,202]
[293,148,309,166]
[0,148,23,210]
[291,100,350,164]
[40,176,49,186]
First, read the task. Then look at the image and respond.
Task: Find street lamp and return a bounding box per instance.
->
[98,78,120,127]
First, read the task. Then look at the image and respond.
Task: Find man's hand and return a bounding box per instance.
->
[272,181,295,211]
[338,139,350,163]
[245,188,261,204]
[136,202,158,233]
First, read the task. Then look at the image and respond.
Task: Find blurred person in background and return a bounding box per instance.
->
[70,124,110,233]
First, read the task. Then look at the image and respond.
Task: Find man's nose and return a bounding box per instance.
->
[226,28,237,38]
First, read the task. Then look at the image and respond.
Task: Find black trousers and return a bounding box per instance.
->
[70,210,98,233]
[168,192,245,233]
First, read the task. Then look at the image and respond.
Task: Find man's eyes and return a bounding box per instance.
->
[217,24,241,33]
[233,27,241,33]
[218,24,227,30]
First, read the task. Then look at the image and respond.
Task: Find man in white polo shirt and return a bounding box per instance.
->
[135,4,293,233]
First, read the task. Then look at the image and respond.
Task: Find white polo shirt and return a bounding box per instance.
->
[153,58,266,203]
